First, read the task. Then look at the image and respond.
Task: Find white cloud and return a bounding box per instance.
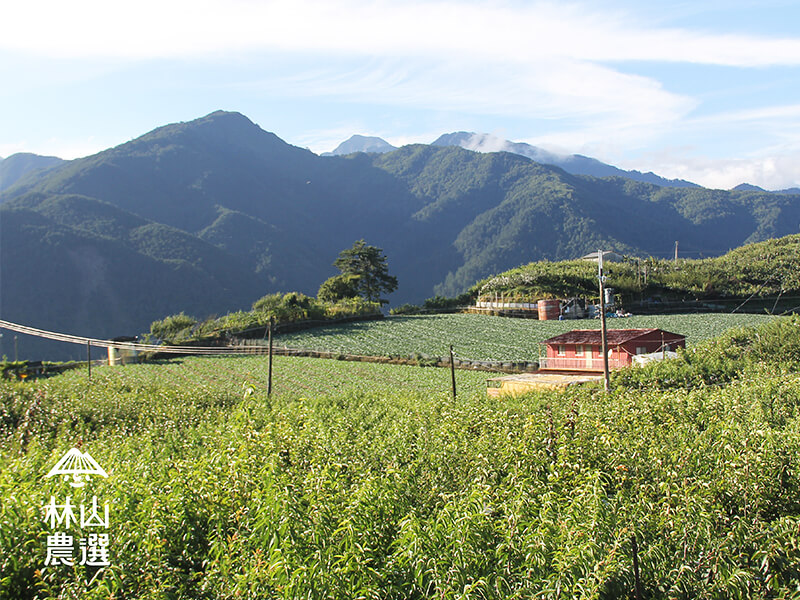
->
[5,0,800,188]
[264,57,695,146]
[649,154,800,191]
[5,0,800,67]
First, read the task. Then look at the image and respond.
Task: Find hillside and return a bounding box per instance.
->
[0,152,64,191]
[475,234,800,310]
[2,110,800,359]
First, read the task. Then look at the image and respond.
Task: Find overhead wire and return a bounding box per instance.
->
[0,319,263,356]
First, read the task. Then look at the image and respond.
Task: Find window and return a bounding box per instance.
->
[575,345,584,356]
[636,346,647,355]
[557,345,566,356]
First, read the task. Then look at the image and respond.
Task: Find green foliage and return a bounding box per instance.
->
[323,296,381,318]
[3,343,800,597]
[154,292,382,343]
[149,312,197,342]
[389,303,423,315]
[333,240,398,304]
[389,294,474,315]
[423,293,473,310]
[613,315,800,390]
[317,273,361,302]
[475,234,800,307]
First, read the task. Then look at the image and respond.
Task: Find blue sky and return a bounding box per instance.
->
[3,0,800,190]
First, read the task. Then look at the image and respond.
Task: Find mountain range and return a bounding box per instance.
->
[2,110,800,359]
[328,131,700,188]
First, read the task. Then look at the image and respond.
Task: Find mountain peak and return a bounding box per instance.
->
[732,183,766,192]
[323,135,397,156]
[0,152,64,192]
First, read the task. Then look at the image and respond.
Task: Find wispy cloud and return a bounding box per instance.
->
[7,1,800,67]
[640,153,800,191]
[5,0,800,188]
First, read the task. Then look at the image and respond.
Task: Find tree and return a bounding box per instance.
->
[328,240,398,304]
[317,273,361,302]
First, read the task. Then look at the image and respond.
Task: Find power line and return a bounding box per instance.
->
[0,320,264,356]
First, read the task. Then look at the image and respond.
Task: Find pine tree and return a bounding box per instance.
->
[330,240,398,304]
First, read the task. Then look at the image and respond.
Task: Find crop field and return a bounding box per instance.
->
[274,313,775,361]
[3,317,800,599]
[88,354,493,399]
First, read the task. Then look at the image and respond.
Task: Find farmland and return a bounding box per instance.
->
[274,312,775,361]
[2,317,800,598]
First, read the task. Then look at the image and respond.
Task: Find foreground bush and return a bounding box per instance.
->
[2,346,800,598]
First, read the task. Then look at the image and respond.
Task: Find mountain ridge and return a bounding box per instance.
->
[430,131,700,188]
[0,152,64,192]
[3,110,800,359]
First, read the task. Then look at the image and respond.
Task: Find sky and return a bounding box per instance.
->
[2,0,800,190]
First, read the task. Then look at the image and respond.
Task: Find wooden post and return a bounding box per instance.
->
[598,250,611,392]
[631,535,643,600]
[267,316,274,396]
[14,335,18,362]
[87,341,91,379]
[450,345,457,401]
[637,258,641,290]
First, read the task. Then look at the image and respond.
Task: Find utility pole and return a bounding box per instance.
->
[598,250,610,392]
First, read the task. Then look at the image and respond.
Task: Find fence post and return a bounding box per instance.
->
[631,534,643,600]
[450,345,457,401]
[267,316,274,396]
[87,341,91,379]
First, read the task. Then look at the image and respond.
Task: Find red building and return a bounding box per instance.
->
[539,328,686,373]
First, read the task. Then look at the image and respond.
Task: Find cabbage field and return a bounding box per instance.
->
[273,313,774,361]
[2,316,800,599]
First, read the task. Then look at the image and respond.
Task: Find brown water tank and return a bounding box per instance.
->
[538,299,561,320]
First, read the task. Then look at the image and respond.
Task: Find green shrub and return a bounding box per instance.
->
[613,315,800,389]
[390,303,422,315]
[149,312,197,341]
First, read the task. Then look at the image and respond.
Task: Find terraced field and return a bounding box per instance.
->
[274,313,775,361]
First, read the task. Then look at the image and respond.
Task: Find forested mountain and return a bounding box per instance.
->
[0,152,64,191]
[431,131,699,188]
[2,110,799,359]
[323,135,396,156]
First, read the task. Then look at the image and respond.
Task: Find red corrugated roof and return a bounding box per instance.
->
[543,328,685,346]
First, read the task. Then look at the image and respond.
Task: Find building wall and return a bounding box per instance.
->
[543,331,686,371]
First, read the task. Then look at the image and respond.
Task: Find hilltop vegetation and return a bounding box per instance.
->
[149,292,379,343]
[3,111,800,359]
[474,234,800,308]
[2,317,800,597]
